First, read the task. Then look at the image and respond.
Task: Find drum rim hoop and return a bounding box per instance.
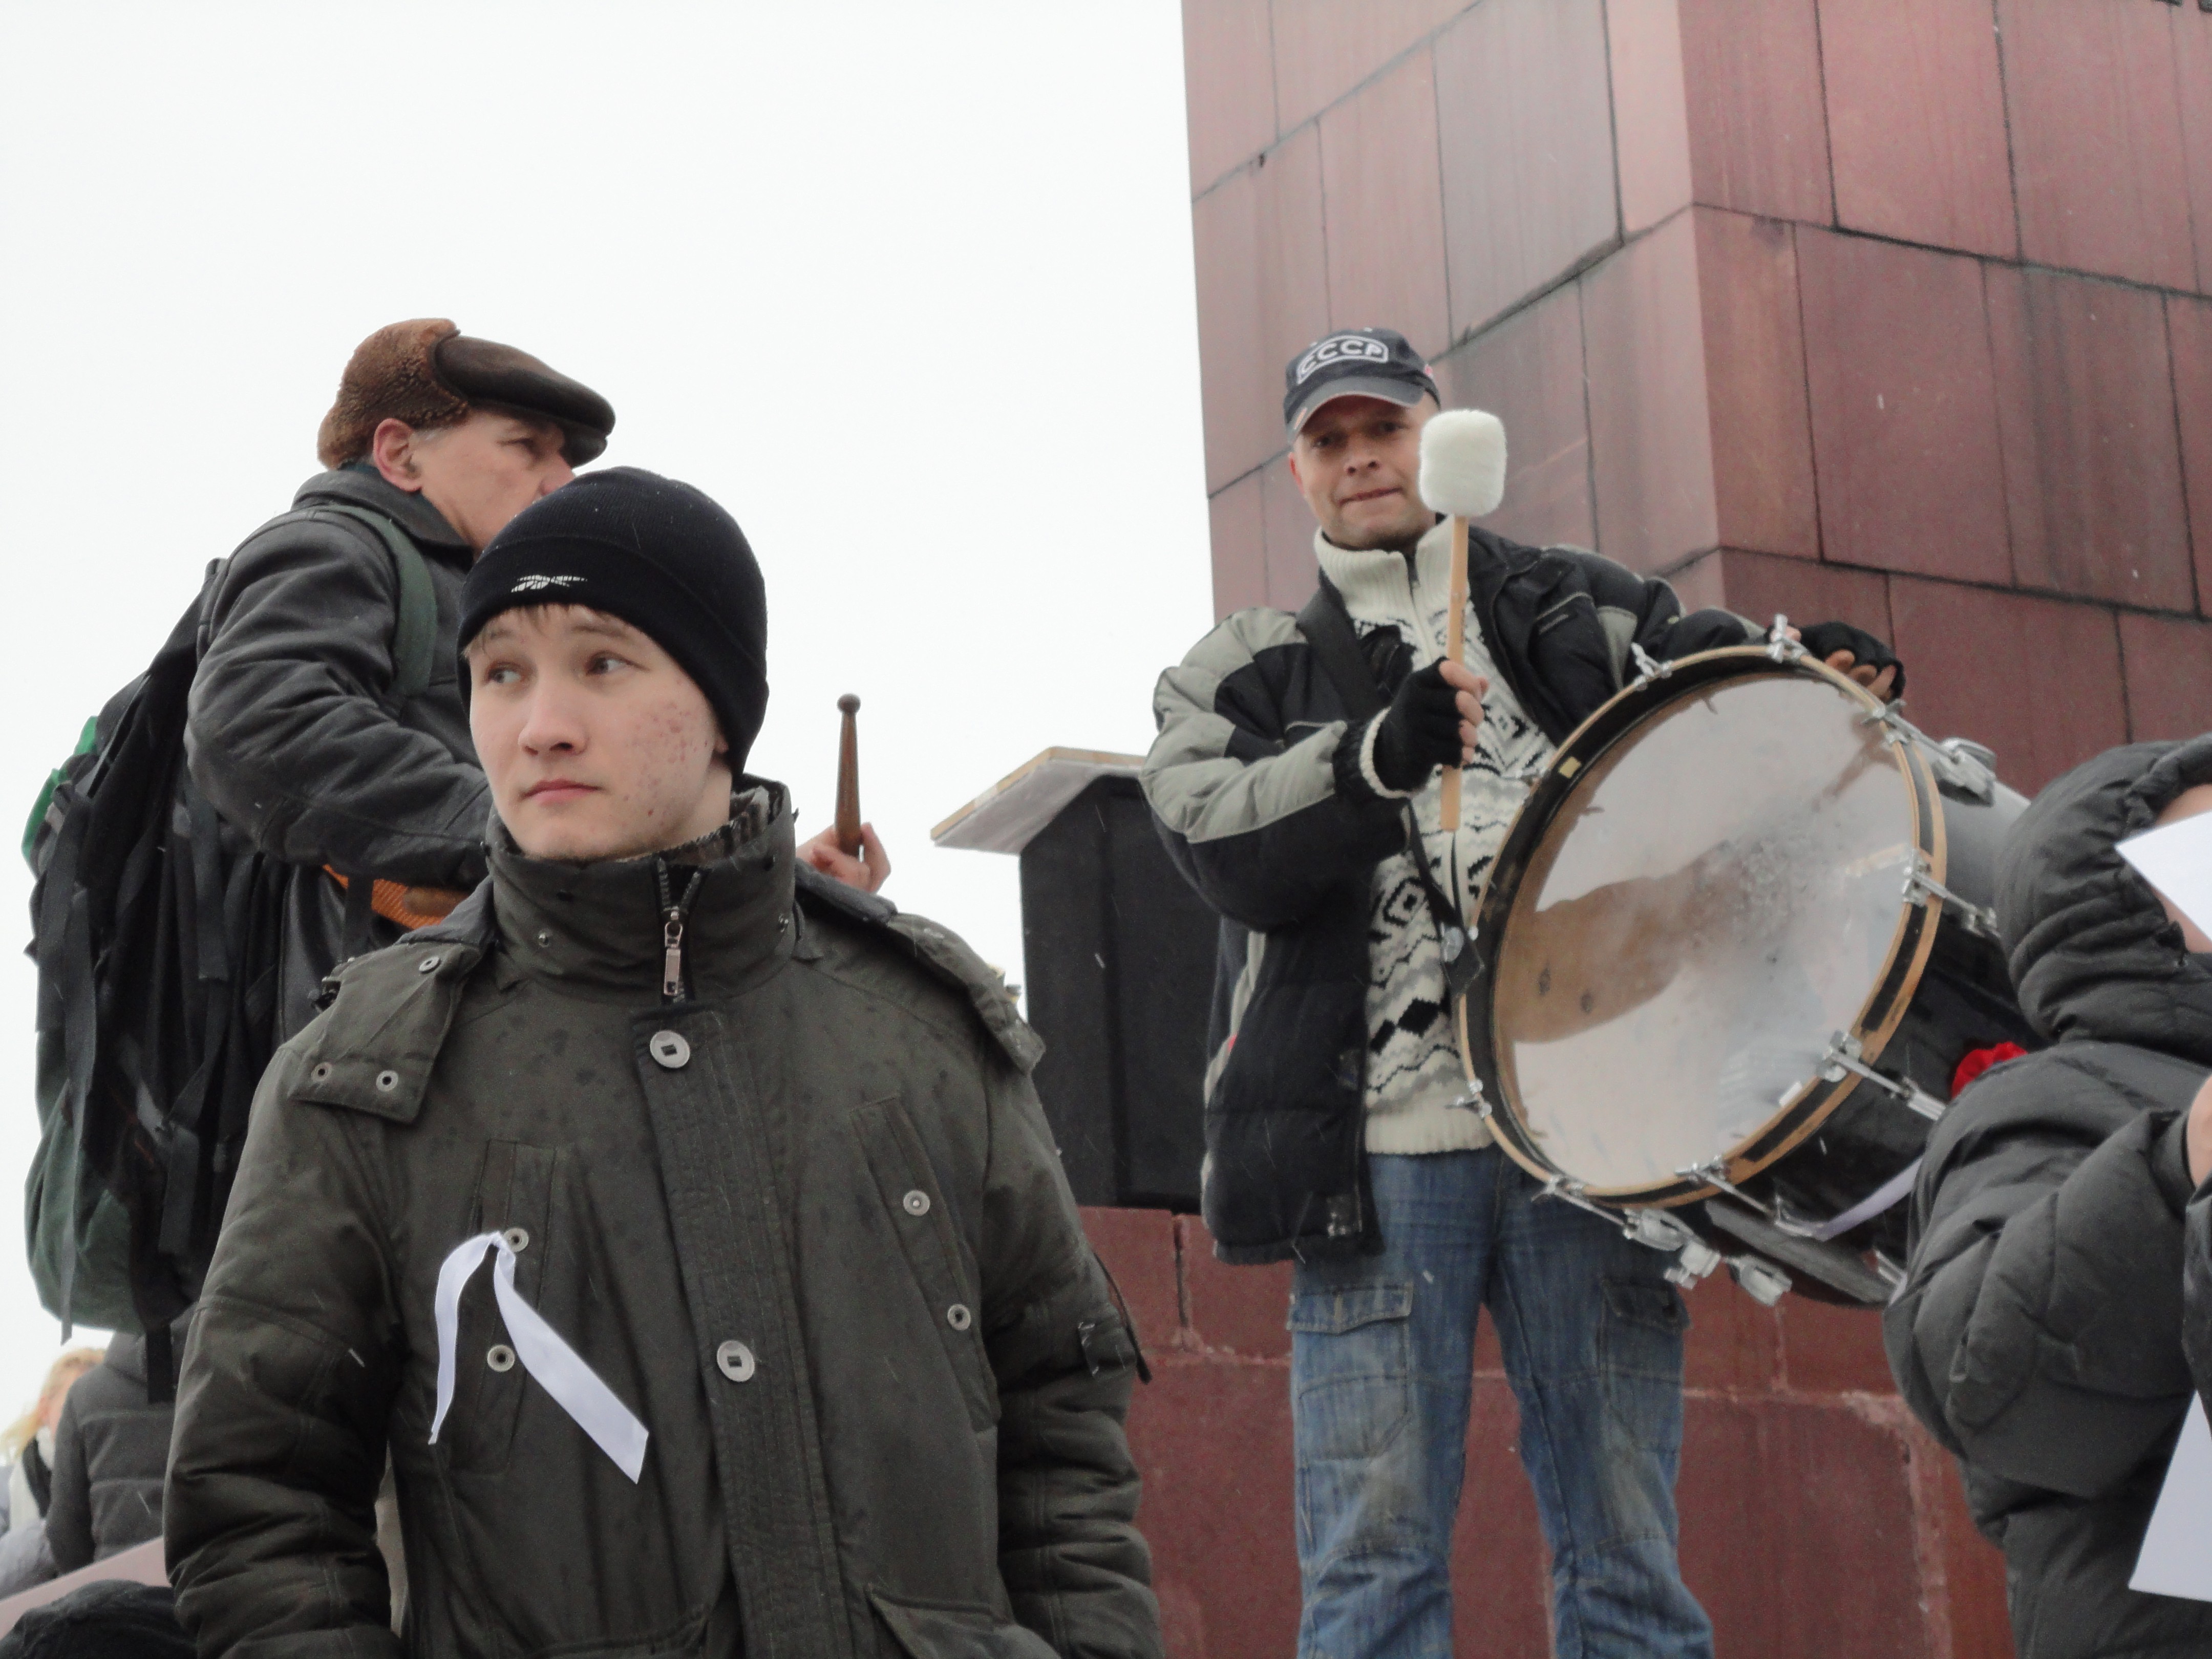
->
[1457,646,1943,1206]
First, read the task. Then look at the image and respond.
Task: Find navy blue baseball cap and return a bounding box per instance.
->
[1283,327,1441,436]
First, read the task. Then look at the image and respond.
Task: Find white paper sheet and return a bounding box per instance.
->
[2133,1396,2212,1601]
[2118,812,2212,945]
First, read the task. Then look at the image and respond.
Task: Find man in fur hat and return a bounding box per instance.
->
[187,318,618,1040]
[188,319,894,1045]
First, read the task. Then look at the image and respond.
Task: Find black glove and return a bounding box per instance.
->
[1370,662,1468,793]
[1795,620,1905,698]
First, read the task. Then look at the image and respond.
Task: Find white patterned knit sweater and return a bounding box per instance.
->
[1316,522,1556,1154]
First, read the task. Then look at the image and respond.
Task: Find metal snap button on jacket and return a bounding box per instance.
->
[486,1344,516,1372]
[902,1190,931,1217]
[945,1304,973,1332]
[417,955,442,974]
[649,1031,691,1070]
[502,1227,529,1253]
[716,1339,756,1382]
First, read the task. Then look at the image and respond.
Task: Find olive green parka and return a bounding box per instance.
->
[165,788,1158,1659]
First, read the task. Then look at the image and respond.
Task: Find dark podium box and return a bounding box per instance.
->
[934,750,1214,1210]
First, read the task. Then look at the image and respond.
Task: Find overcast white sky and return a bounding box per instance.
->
[0,4,1211,1414]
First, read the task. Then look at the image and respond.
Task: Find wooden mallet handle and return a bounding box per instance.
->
[834,694,863,856]
[1440,517,1469,830]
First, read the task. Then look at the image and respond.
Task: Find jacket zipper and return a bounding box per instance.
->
[655,861,707,1005]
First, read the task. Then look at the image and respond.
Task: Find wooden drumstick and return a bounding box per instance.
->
[1441,519,1470,828]
[834,694,863,857]
[1417,411,1507,831]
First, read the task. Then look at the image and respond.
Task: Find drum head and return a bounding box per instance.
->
[1482,662,1920,1198]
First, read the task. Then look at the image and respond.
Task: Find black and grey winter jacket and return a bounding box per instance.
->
[186,469,488,1039]
[47,1322,190,1573]
[1143,521,1761,1264]
[1886,737,2212,1659]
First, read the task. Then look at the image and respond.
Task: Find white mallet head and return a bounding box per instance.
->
[1417,409,1507,520]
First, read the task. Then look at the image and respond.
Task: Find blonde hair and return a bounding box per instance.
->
[3,1349,103,1459]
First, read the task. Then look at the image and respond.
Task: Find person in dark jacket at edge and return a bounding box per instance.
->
[1886,735,2212,1658]
[186,320,892,1047]
[1142,326,1902,1659]
[164,467,1158,1659]
[44,1317,194,1573]
[0,1330,196,1659]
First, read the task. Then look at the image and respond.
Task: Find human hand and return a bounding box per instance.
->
[1794,621,1903,700]
[799,822,892,894]
[1372,659,1487,792]
[2187,1072,2212,1188]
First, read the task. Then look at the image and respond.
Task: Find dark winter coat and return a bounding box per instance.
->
[1142,523,1761,1263]
[164,788,1157,1659]
[185,469,489,1039]
[46,1327,188,1573]
[1886,736,2212,1658]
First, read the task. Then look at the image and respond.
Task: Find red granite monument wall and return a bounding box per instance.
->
[1142,0,2212,1652]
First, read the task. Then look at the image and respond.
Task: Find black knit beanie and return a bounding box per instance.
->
[460,468,769,769]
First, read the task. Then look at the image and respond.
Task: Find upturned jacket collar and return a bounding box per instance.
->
[296,467,472,556]
[1312,517,1453,622]
[488,782,797,1004]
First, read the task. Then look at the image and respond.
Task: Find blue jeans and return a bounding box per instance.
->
[1290,1148,1714,1659]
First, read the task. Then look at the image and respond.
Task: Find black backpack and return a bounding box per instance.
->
[22,502,436,1391]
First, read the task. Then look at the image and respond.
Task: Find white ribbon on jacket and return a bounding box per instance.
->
[429,1231,649,1483]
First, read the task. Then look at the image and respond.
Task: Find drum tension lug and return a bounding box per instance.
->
[1903,860,2000,941]
[1537,1176,1609,1220]
[1627,642,1676,690]
[1448,1080,1493,1121]
[1766,614,1806,666]
[1728,1255,1792,1307]
[1623,1208,1722,1287]
[1678,1162,1824,1241]
[1819,1032,1948,1122]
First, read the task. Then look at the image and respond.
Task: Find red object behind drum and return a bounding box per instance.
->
[1950,1041,2028,1098]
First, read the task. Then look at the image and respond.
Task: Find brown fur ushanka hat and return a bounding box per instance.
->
[316,318,615,470]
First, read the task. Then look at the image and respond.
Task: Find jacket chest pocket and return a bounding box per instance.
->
[439,1139,558,1475]
[847,1095,996,1430]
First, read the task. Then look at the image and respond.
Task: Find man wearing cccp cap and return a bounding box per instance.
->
[1142,327,1905,1657]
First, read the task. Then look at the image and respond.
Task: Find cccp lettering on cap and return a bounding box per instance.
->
[1282,326,1442,436]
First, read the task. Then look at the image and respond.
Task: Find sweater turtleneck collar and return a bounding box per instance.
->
[1313,517,1452,621]
[489,781,796,1004]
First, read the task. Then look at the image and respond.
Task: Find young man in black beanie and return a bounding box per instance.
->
[163,469,1161,1659]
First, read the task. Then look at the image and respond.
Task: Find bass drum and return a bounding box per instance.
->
[1456,646,2037,1305]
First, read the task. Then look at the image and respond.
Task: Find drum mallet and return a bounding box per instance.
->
[834,694,863,857]
[1417,410,1508,826]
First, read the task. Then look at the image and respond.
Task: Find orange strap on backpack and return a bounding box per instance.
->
[324,868,468,932]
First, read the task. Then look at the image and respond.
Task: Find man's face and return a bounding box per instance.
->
[1288,393,1439,551]
[374,409,574,552]
[467,605,732,861]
